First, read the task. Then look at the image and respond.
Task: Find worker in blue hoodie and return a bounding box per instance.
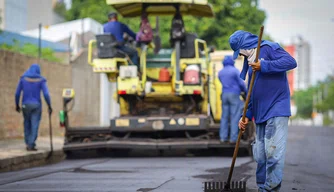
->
[229,30,297,192]
[218,56,247,144]
[103,12,139,67]
[15,64,52,151]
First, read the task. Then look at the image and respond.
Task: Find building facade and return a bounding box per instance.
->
[285,45,297,117]
[0,0,64,33]
[294,37,311,90]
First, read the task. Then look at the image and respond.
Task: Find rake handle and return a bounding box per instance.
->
[226,26,264,187]
[49,112,53,153]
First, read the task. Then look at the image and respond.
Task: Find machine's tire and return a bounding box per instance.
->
[110,149,131,157]
[158,149,164,156]
[97,148,110,157]
[64,150,74,159]
[96,148,131,157]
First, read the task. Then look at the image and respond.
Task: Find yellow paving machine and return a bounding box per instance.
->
[60,0,255,154]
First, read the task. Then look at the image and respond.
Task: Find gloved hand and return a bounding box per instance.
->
[240,92,246,101]
[48,106,53,115]
[16,105,21,113]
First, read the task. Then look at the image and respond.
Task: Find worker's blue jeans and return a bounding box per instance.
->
[22,104,41,148]
[220,93,241,142]
[253,117,289,192]
[118,46,139,67]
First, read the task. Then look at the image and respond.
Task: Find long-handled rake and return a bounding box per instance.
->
[204,26,264,192]
[46,112,53,160]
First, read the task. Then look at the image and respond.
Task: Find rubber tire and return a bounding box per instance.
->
[64,150,74,159]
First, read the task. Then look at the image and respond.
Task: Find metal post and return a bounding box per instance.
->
[324,83,328,98]
[38,23,42,59]
[68,32,72,63]
[175,41,180,94]
[81,18,84,47]
[318,88,322,104]
[100,73,110,126]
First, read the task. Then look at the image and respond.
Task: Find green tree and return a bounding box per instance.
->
[184,0,267,49]
[293,76,334,119]
[54,1,67,17]
[293,88,314,118]
[316,80,334,112]
[65,0,268,49]
[65,0,112,24]
[0,42,62,62]
[0,11,2,33]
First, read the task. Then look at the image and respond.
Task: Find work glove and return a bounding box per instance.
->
[48,106,53,115]
[240,92,246,101]
[16,105,21,113]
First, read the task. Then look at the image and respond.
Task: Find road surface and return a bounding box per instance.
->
[0,126,333,192]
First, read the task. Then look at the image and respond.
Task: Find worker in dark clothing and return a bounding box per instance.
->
[103,12,139,67]
[218,56,247,144]
[229,30,297,192]
[15,64,52,151]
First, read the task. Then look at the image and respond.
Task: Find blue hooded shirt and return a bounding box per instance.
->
[15,64,51,107]
[103,21,137,43]
[218,56,247,95]
[229,30,297,123]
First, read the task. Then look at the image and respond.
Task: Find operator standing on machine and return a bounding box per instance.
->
[103,12,139,67]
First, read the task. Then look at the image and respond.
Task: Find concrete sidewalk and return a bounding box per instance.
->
[0,136,65,172]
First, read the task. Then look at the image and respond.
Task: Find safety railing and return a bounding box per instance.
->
[88,40,96,66]
[140,47,147,89]
[194,39,209,62]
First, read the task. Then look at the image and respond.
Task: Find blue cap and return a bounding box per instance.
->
[229,30,259,60]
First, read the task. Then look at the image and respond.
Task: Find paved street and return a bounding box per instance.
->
[0,126,333,192]
[0,153,251,192]
[246,125,334,191]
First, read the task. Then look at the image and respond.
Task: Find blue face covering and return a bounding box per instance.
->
[229,30,281,79]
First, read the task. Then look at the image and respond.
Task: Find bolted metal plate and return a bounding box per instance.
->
[115,119,130,127]
[152,120,164,130]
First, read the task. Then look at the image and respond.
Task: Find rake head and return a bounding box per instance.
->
[203,181,246,192]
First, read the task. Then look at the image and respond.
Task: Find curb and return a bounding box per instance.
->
[0,150,65,173]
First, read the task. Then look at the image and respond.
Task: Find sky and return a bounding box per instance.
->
[258,0,334,85]
[63,0,72,10]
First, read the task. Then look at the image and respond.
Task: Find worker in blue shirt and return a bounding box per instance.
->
[229,30,297,192]
[15,64,52,151]
[218,56,247,144]
[103,12,139,67]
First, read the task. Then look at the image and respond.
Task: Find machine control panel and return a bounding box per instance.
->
[62,89,75,99]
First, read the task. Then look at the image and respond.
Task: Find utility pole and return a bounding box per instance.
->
[312,92,317,126]
[38,23,42,59]
[318,87,322,105]
[81,18,84,48]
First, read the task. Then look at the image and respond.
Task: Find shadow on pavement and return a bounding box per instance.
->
[65,148,251,159]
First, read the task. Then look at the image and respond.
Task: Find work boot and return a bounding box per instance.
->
[229,141,236,145]
[27,147,38,151]
[220,140,229,144]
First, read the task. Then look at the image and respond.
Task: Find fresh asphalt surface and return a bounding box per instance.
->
[0,126,333,192]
